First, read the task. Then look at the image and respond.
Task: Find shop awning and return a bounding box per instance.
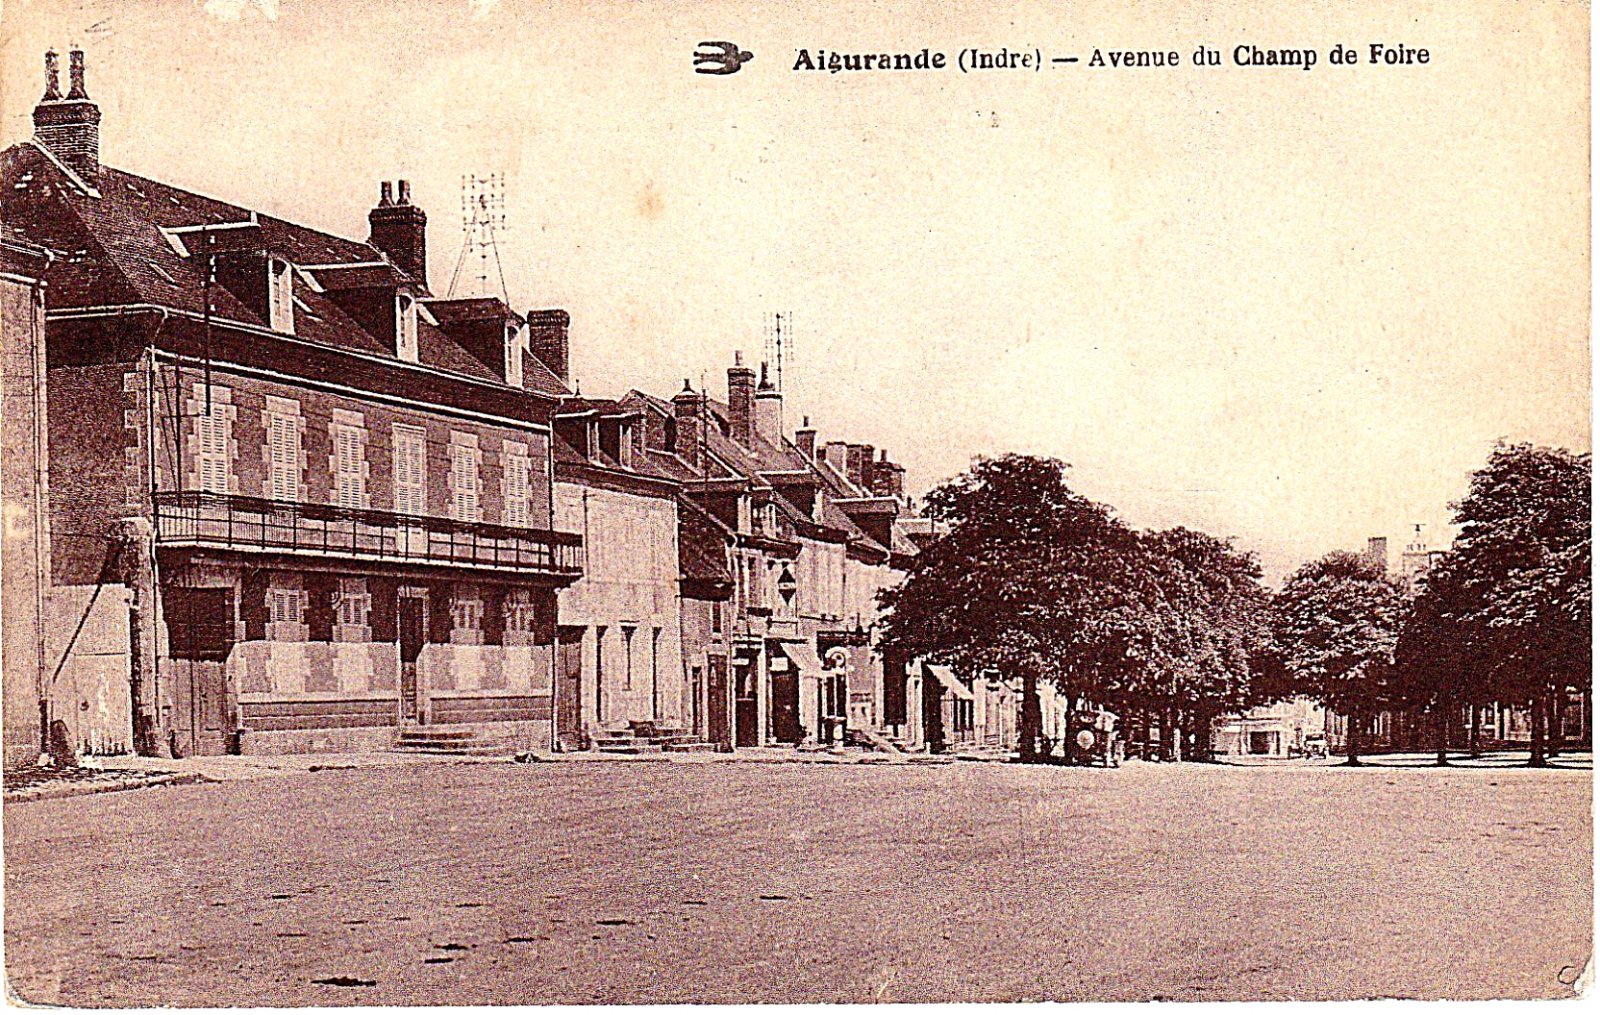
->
[924,663,973,700]
[780,640,828,675]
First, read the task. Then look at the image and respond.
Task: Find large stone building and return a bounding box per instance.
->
[4,50,589,756]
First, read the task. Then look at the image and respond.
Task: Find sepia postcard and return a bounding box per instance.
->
[0,0,1591,1007]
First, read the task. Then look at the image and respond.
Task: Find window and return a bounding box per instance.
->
[396,294,418,362]
[266,406,299,501]
[267,586,305,624]
[451,590,483,632]
[266,581,307,642]
[333,423,364,508]
[268,258,294,334]
[195,386,230,494]
[622,626,636,689]
[335,578,371,630]
[393,425,426,515]
[450,436,481,522]
[505,588,540,636]
[503,442,532,528]
[505,324,523,388]
[711,600,723,634]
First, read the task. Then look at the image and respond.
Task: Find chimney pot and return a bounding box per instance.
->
[66,47,88,100]
[42,50,61,101]
[32,47,101,182]
[398,179,411,205]
[379,181,394,206]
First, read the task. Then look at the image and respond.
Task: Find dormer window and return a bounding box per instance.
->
[396,293,418,362]
[505,323,523,388]
[267,258,294,334]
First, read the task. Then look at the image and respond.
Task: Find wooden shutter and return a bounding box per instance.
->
[451,441,479,521]
[393,426,426,515]
[504,450,530,527]
[334,425,363,508]
[268,413,298,500]
[196,393,229,494]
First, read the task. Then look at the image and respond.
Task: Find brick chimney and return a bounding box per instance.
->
[754,362,783,446]
[794,416,817,460]
[869,449,905,499]
[671,380,705,470]
[847,444,874,489]
[526,309,570,383]
[368,179,428,287]
[727,352,756,447]
[33,48,102,184]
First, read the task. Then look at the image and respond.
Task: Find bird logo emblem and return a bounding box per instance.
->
[694,41,754,75]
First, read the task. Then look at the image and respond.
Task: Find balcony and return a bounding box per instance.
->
[152,491,584,580]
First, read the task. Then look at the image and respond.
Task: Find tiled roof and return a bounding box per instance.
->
[2,141,517,387]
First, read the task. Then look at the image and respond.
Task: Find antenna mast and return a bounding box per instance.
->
[448,173,509,302]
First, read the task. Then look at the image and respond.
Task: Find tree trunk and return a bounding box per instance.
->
[1018,666,1042,763]
[1434,691,1451,766]
[1344,707,1363,766]
[1170,708,1185,763]
[1546,691,1562,758]
[1469,702,1482,758]
[1528,690,1548,767]
[1192,706,1213,762]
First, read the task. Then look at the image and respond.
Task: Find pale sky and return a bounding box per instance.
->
[1,0,1589,582]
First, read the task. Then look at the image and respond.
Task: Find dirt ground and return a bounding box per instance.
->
[2,758,1591,1005]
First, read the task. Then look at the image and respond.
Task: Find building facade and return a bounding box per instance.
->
[5,51,585,757]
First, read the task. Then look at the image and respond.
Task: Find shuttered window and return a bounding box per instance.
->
[267,411,298,501]
[393,425,426,515]
[503,446,531,528]
[451,438,481,522]
[268,587,306,625]
[333,424,364,508]
[196,388,230,494]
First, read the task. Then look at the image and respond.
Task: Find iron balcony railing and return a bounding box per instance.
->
[152,490,584,577]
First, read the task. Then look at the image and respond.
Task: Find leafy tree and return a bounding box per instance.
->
[1102,529,1270,761]
[1271,551,1408,765]
[1437,444,1590,766]
[1392,552,1487,765]
[876,454,1134,762]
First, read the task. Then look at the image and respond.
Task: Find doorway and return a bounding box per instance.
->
[556,626,585,749]
[164,586,234,756]
[733,661,758,747]
[397,590,426,722]
[706,654,730,748]
[770,668,800,744]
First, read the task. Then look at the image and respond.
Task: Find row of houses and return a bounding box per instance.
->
[3,49,1025,765]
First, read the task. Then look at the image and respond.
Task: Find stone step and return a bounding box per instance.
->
[390,742,511,757]
[661,741,718,753]
[396,727,482,740]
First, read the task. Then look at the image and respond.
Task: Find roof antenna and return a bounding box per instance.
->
[448,172,509,302]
